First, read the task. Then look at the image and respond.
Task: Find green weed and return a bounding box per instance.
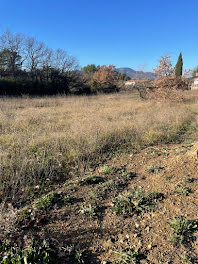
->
[114,248,142,264]
[79,204,99,218]
[100,166,113,175]
[175,185,192,196]
[80,175,105,185]
[112,188,164,216]
[181,255,193,264]
[35,191,69,210]
[0,239,57,264]
[169,217,198,246]
[147,165,164,174]
[120,168,136,181]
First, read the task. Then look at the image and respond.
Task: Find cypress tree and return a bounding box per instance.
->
[175,52,183,77]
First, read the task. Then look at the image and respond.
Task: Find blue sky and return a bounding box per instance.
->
[0,0,197,71]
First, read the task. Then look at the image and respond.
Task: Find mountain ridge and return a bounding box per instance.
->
[116,67,157,80]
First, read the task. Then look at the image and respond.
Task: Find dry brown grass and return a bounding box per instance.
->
[0,91,198,201]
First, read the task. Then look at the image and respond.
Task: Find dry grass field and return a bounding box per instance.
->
[0,91,198,263]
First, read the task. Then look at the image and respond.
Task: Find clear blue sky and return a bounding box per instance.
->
[0,0,197,71]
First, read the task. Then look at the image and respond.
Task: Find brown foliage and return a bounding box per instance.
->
[148,55,189,101]
[153,54,174,78]
[89,65,119,93]
[92,65,118,84]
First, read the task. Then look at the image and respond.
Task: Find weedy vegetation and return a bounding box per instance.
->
[0,239,57,264]
[146,165,164,174]
[169,217,198,246]
[79,204,99,218]
[0,92,198,263]
[35,191,69,210]
[0,93,197,201]
[114,248,143,264]
[112,188,164,216]
[175,185,192,196]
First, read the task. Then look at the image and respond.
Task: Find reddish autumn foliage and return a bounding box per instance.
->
[147,55,189,101]
[90,65,119,93]
[93,65,118,83]
[153,55,175,78]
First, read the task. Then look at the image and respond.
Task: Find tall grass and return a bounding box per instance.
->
[0,92,197,201]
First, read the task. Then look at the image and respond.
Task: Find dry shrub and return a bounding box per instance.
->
[147,84,186,102]
[148,55,190,101]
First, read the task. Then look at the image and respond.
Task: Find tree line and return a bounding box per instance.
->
[0,30,130,96]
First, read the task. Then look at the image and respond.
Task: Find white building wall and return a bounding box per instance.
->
[191,77,198,90]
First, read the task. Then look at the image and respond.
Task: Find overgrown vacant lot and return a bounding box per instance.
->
[0,91,198,263]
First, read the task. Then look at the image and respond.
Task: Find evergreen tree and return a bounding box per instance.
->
[175,52,183,77]
[0,49,22,73]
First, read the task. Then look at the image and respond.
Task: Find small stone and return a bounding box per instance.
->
[135,222,140,228]
[118,233,123,240]
[140,260,149,264]
[104,239,113,248]
[145,226,150,233]
[137,240,142,249]
[147,244,152,250]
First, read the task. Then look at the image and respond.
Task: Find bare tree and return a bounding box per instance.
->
[25,37,47,79]
[41,47,54,82]
[0,30,25,76]
[53,48,78,73]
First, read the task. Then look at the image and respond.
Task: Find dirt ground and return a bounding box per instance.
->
[27,141,197,263]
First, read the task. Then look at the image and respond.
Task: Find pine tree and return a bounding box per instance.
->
[175,52,183,77]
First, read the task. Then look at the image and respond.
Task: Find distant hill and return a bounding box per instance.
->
[116,67,157,80]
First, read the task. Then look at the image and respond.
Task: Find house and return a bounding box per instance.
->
[125,80,136,86]
[191,72,198,90]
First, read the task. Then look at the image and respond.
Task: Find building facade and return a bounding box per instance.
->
[191,72,198,90]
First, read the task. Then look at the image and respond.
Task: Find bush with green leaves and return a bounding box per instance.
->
[169,217,198,246]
